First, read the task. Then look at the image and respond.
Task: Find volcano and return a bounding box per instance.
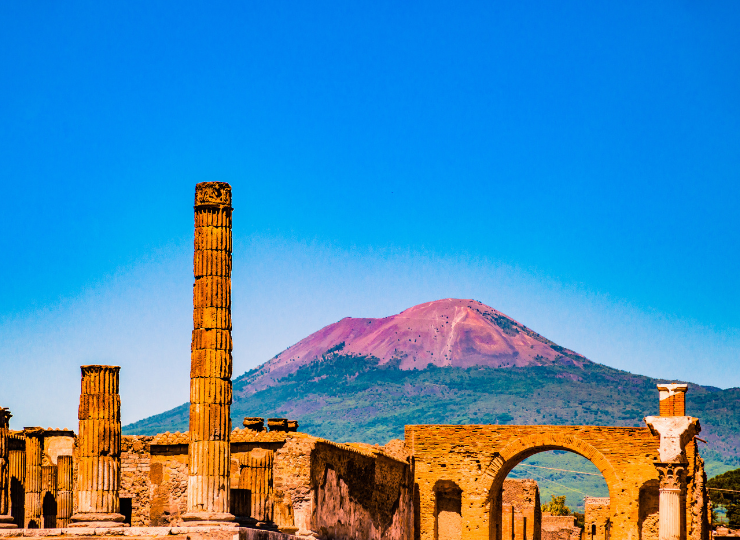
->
[239,298,590,396]
[124,298,740,471]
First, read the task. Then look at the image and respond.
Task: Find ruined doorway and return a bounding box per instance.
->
[434,480,462,540]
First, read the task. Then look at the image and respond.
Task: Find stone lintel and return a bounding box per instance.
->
[644,416,700,463]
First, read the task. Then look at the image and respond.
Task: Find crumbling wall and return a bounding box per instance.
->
[686,440,710,540]
[502,479,541,540]
[149,444,188,525]
[121,436,152,526]
[405,424,682,540]
[541,514,581,540]
[584,498,610,540]
[272,435,413,540]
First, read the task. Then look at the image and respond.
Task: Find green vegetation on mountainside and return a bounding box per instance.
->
[124,352,740,477]
[707,468,740,528]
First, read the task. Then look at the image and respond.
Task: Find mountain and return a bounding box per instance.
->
[239,299,590,396]
[124,299,740,474]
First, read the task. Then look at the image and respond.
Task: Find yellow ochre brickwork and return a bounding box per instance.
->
[405,424,704,540]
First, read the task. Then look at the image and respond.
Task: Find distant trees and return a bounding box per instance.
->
[708,468,740,528]
[542,495,571,516]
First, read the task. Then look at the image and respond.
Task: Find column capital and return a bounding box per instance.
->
[195,182,232,208]
[644,416,700,463]
[654,462,687,491]
[0,408,11,428]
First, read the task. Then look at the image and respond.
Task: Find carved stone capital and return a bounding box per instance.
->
[655,462,686,492]
[0,409,11,429]
[644,416,700,463]
[195,182,232,208]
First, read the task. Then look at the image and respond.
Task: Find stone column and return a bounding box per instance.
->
[41,464,57,528]
[655,463,686,540]
[56,456,73,528]
[23,428,44,528]
[9,432,25,527]
[645,415,700,540]
[70,365,125,527]
[183,182,235,525]
[0,408,15,528]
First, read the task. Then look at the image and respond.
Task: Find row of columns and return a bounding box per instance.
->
[0,183,238,530]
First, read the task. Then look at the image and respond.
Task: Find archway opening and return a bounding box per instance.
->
[490,449,611,540]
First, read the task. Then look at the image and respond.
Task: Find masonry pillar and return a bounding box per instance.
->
[41,464,57,528]
[657,384,688,417]
[56,456,73,528]
[0,408,15,528]
[646,388,700,540]
[23,428,43,529]
[183,182,235,525]
[8,433,25,527]
[70,365,125,527]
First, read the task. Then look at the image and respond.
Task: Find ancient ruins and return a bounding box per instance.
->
[0,182,711,540]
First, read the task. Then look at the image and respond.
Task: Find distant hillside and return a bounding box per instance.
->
[124,299,740,475]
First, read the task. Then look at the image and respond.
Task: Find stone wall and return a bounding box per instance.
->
[583,497,610,540]
[502,479,540,540]
[405,424,694,540]
[121,436,153,526]
[541,515,581,540]
[272,435,413,540]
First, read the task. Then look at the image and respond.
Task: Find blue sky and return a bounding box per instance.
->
[1,1,738,429]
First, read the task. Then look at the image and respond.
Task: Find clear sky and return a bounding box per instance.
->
[1,1,738,430]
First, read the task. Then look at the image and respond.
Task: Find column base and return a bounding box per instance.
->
[0,515,17,529]
[69,512,126,528]
[181,512,237,527]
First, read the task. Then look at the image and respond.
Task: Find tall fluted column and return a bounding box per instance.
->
[70,365,125,527]
[0,408,15,528]
[41,464,57,528]
[23,428,43,529]
[56,456,73,528]
[9,432,25,527]
[183,182,235,525]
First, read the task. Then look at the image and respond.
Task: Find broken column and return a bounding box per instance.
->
[8,432,25,527]
[56,456,73,528]
[183,182,235,525]
[41,464,57,528]
[23,428,43,528]
[70,365,125,527]
[646,384,700,540]
[0,408,15,529]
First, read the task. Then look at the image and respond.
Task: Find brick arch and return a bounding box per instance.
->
[488,432,621,502]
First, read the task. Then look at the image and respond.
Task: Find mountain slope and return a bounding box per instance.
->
[239,299,589,396]
[123,299,740,471]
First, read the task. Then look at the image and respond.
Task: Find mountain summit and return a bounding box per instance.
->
[125,298,739,471]
[240,299,590,395]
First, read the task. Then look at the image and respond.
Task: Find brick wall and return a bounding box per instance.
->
[404,424,697,540]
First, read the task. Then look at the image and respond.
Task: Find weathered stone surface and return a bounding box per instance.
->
[406,423,673,540]
[541,514,581,540]
[8,433,25,528]
[584,497,610,540]
[0,409,15,529]
[657,384,688,417]
[70,366,124,528]
[56,456,73,529]
[502,479,540,540]
[23,429,43,529]
[184,182,235,526]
